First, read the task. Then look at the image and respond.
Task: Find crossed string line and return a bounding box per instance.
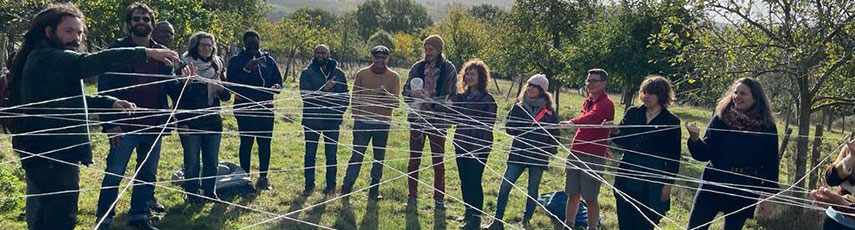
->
[238,81,845,229]
[0,75,844,228]
[1,71,848,228]
[1,82,848,228]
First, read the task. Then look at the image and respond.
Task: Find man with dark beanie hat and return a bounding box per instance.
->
[403,34,457,209]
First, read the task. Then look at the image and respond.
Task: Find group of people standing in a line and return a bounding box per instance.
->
[9,2,853,230]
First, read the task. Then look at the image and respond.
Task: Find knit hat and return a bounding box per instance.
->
[423,35,444,53]
[527,74,549,91]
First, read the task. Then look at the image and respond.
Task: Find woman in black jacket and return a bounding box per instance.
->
[484,74,560,230]
[685,77,779,230]
[608,76,681,230]
[447,59,497,230]
[177,32,230,202]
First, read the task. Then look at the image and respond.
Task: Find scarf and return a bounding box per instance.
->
[522,96,547,117]
[183,54,224,105]
[721,105,765,131]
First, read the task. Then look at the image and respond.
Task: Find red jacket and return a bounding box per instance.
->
[571,91,615,157]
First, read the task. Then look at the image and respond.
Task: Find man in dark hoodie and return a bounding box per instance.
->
[299,44,350,195]
[226,30,283,191]
[403,34,457,208]
[7,3,176,230]
[95,3,182,230]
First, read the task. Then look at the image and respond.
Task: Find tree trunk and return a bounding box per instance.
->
[506,76,517,99]
[555,86,561,114]
[809,124,824,190]
[285,48,297,82]
[515,75,524,99]
[794,95,812,199]
[783,105,792,133]
[779,128,793,156]
[493,76,501,94]
[623,86,634,112]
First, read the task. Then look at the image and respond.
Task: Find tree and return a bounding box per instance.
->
[367,30,395,50]
[427,5,491,68]
[467,4,506,22]
[355,0,432,40]
[289,7,337,29]
[383,0,432,34]
[356,0,386,40]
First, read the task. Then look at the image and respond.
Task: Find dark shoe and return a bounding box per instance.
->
[302,186,314,196]
[482,219,503,230]
[203,191,220,202]
[185,194,205,204]
[256,177,273,190]
[340,184,353,195]
[128,219,159,230]
[434,199,446,210]
[461,219,480,230]
[521,218,531,229]
[368,188,381,200]
[150,197,165,213]
[322,186,335,195]
[406,196,418,207]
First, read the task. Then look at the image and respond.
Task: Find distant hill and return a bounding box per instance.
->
[268,0,514,20]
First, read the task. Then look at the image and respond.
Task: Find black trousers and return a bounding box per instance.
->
[235,112,274,177]
[687,190,753,230]
[614,180,666,230]
[24,162,80,230]
[455,143,489,228]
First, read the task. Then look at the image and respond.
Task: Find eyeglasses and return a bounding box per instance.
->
[132,16,151,23]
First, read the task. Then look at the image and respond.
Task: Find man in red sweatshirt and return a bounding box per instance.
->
[560,68,614,230]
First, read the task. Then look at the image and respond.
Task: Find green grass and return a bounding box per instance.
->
[0,67,848,230]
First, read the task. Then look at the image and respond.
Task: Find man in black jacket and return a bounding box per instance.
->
[299,44,350,195]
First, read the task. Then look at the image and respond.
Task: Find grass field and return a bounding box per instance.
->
[0,66,849,230]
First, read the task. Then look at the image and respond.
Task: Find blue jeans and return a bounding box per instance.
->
[180,133,221,194]
[304,122,340,190]
[494,163,544,220]
[96,134,162,223]
[342,121,390,191]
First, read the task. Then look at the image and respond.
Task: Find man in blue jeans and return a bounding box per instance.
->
[299,44,350,196]
[95,3,182,230]
[340,46,400,200]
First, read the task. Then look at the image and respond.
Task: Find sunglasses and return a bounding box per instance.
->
[132,16,151,23]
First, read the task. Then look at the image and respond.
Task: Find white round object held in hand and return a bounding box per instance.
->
[410,78,424,90]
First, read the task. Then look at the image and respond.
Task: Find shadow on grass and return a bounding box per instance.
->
[357,199,379,229]
[433,207,447,230]
[333,198,357,229]
[406,203,421,230]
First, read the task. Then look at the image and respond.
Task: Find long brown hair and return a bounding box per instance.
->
[516,84,555,111]
[456,58,491,94]
[715,77,776,125]
[10,3,84,103]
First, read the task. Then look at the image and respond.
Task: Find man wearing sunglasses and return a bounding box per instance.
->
[95,2,181,230]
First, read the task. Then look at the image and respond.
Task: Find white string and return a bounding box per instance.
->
[3,70,845,229]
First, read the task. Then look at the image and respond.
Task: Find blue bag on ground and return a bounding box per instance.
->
[538,191,602,229]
